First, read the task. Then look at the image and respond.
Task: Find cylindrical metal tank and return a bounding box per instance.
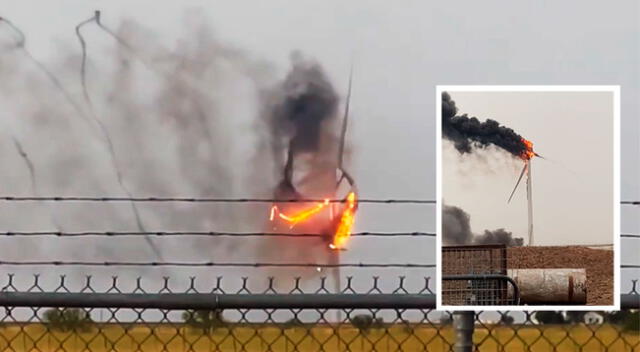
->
[507,268,587,304]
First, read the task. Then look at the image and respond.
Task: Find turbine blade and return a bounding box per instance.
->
[338,63,353,169]
[508,162,528,203]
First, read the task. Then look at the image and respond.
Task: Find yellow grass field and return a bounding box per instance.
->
[0,324,637,352]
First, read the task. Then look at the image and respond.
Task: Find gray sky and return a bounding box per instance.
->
[0,0,637,293]
[443,91,614,246]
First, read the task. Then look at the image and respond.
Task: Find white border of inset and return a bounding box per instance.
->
[436,85,621,311]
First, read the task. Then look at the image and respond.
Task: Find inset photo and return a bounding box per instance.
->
[436,86,620,310]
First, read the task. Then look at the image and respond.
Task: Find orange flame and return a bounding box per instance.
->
[520,138,536,160]
[270,199,330,227]
[268,192,358,249]
[331,192,357,250]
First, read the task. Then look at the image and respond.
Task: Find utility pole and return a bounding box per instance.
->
[453,311,475,352]
[527,160,533,246]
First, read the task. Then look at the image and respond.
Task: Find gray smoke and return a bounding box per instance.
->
[443,204,523,246]
[0,12,355,295]
[0,14,287,282]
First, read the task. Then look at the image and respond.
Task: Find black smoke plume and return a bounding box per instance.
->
[443,204,523,246]
[266,53,340,198]
[274,54,338,154]
[442,91,527,157]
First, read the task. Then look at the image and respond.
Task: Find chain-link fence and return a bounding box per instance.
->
[0,274,638,352]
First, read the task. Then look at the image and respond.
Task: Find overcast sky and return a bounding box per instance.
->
[0,0,637,293]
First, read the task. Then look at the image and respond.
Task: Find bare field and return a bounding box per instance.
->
[509,246,614,305]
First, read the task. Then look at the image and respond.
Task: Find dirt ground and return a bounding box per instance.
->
[508,246,613,306]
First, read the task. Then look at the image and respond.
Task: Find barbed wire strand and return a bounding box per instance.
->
[0,231,435,238]
[621,201,640,205]
[0,196,435,203]
[0,196,635,204]
[0,261,435,268]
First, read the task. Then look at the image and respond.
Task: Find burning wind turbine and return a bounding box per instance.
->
[268,55,358,250]
[507,137,542,246]
[508,137,542,203]
[442,92,541,246]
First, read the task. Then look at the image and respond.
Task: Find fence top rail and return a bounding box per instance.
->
[0,292,436,309]
[0,292,637,309]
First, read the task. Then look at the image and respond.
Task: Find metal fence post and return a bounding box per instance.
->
[453,310,475,352]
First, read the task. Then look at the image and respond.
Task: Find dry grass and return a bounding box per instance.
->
[0,323,637,351]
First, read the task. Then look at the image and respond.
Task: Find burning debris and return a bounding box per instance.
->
[265,54,358,250]
[443,204,523,246]
[270,199,330,225]
[330,191,357,249]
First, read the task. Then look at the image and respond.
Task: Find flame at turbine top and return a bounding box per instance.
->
[520,138,536,160]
